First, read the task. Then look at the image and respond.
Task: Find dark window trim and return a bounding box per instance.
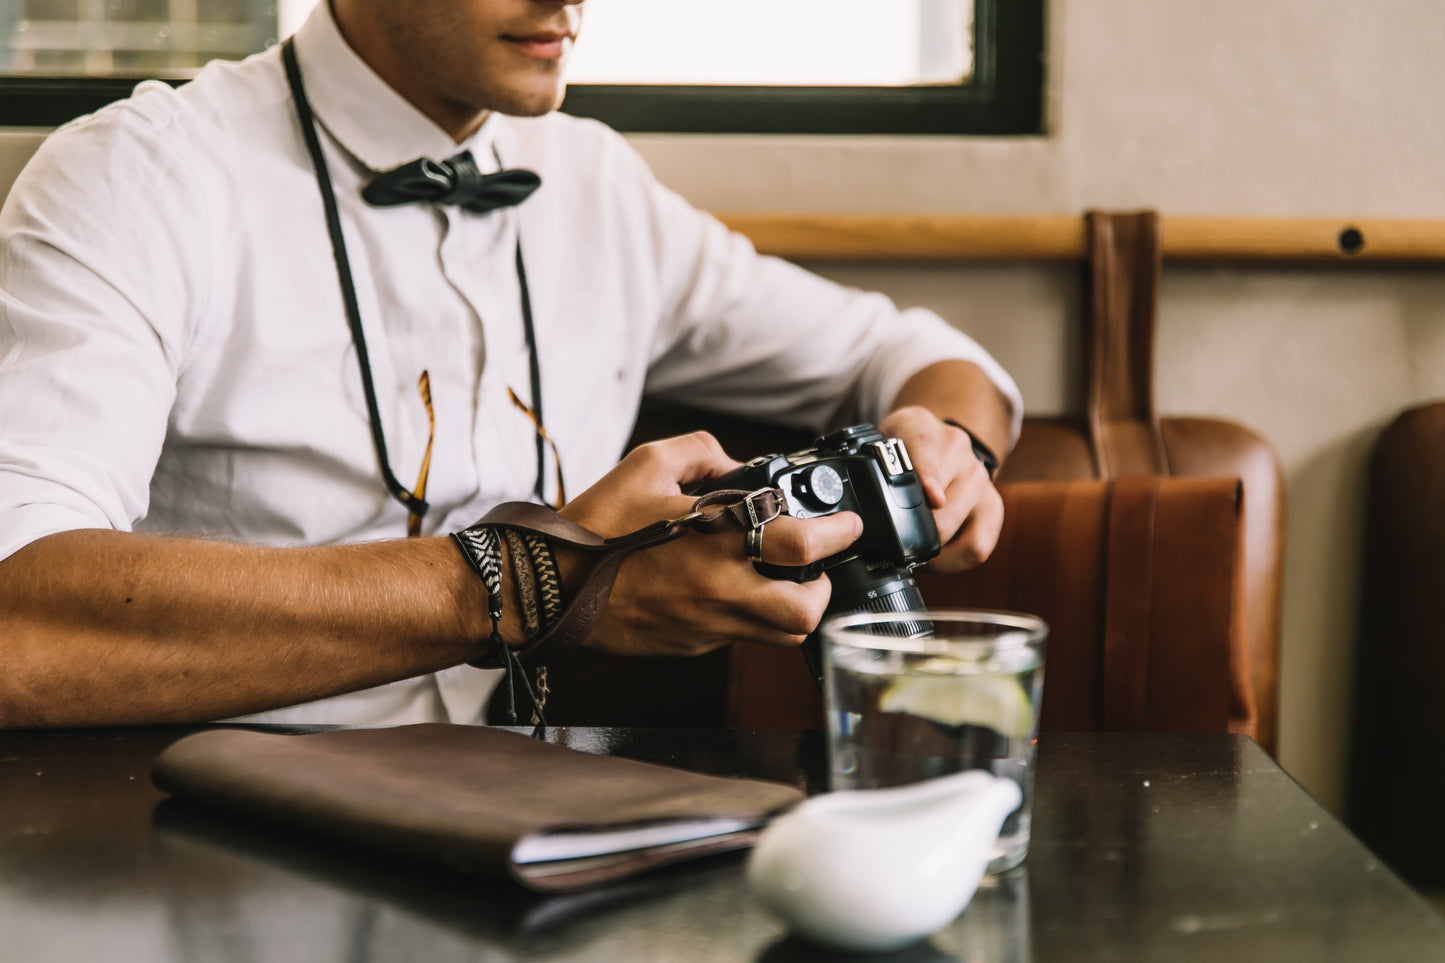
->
[562,0,1044,135]
[0,0,1043,135]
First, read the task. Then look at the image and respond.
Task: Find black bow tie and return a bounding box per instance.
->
[362,151,541,214]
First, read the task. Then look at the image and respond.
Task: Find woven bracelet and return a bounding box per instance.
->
[503,528,550,726]
[451,524,507,664]
[502,528,542,641]
[524,532,564,631]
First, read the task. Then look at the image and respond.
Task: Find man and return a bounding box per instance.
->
[0,0,1020,727]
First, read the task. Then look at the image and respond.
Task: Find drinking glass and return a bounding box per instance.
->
[822,609,1047,874]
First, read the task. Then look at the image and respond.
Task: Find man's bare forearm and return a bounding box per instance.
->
[0,529,498,727]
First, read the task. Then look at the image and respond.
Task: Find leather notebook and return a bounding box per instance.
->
[151,724,806,892]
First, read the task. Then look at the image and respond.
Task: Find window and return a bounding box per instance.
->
[0,0,1044,135]
[566,0,974,87]
[1,0,276,74]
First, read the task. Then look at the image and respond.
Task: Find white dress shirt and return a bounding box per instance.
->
[0,3,1021,725]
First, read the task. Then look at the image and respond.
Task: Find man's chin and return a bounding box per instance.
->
[489,83,568,119]
[500,102,563,119]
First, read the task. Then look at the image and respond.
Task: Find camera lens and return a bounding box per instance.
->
[800,557,931,686]
[825,559,929,636]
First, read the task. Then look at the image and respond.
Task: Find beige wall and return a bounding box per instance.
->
[3,0,1442,813]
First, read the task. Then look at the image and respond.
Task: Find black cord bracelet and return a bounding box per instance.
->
[451,523,546,729]
[943,418,1000,480]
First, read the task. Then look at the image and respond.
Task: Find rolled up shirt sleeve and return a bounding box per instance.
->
[631,152,1022,442]
[0,93,202,563]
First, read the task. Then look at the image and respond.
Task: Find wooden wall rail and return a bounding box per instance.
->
[714,214,1445,264]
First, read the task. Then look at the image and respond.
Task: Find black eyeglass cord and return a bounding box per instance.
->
[281,38,550,521]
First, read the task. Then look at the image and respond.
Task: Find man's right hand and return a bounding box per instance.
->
[558,432,863,657]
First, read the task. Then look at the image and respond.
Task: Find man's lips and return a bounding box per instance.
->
[502,30,572,61]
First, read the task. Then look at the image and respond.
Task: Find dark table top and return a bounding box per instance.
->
[2,726,1442,962]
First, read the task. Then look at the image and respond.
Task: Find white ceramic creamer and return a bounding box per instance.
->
[746,770,1023,953]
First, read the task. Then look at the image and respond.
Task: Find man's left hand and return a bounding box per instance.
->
[879,405,1003,573]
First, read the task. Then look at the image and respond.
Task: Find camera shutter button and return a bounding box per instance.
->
[793,465,845,511]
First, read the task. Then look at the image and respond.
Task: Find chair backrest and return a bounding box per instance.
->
[916,476,1244,735]
[994,211,1283,752]
[1347,402,1445,888]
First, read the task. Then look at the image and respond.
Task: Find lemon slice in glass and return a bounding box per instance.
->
[878,674,1035,738]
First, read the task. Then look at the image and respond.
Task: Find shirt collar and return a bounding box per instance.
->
[290,1,499,174]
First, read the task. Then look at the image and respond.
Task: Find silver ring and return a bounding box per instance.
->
[745,526,765,563]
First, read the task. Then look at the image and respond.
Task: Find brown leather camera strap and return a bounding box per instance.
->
[470,488,783,667]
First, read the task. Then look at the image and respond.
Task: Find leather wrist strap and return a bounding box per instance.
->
[459,487,783,669]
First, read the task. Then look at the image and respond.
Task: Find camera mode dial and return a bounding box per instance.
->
[791,464,845,511]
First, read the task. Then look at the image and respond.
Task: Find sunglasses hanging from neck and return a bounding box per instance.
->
[281,38,557,533]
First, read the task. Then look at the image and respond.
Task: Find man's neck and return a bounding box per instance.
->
[328,0,488,144]
[450,111,492,145]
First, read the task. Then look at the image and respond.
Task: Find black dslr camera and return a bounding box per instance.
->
[696,424,941,685]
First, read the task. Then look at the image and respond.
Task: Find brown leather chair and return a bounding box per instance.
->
[987,212,1283,751]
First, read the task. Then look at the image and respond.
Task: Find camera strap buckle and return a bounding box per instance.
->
[742,487,783,530]
[669,486,786,537]
[674,486,784,563]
